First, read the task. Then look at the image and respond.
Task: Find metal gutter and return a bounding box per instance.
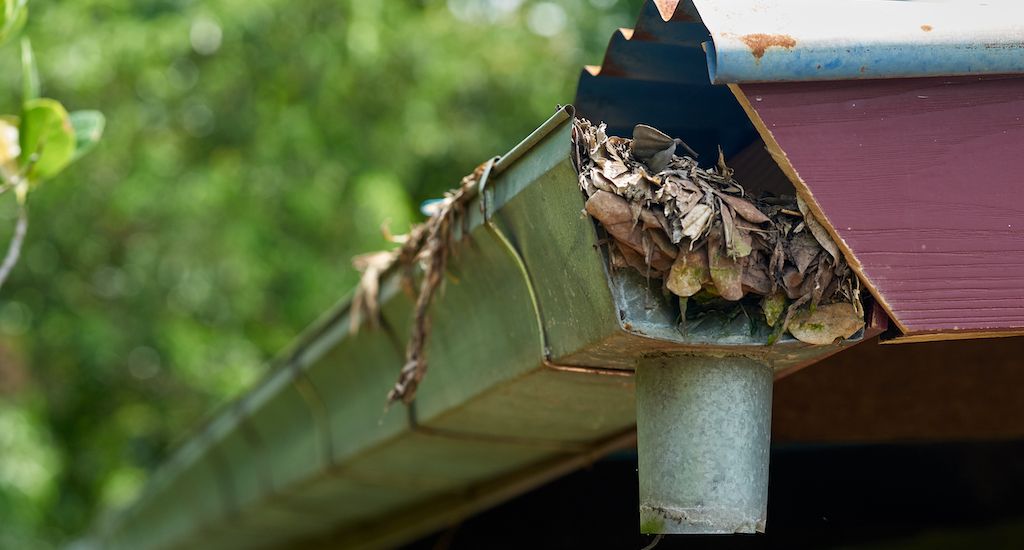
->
[694,0,1024,83]
[81,108,628,550]
[82,97,880,547]
[84,0,1014,541]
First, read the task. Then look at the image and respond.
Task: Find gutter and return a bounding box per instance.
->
[84,105,881,548]
[76,1,1024,547]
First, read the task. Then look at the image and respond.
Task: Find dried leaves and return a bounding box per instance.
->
[352,161,490,404]
[573,117,864,345]
[350,116,866,410]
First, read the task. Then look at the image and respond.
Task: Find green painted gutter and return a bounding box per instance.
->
[83,107,868,549]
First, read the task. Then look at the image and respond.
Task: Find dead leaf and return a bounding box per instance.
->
[680,203,713,240]
[719,193,770,224]
[616,241,650,273]
[741,260,772,295]
[721,203,735,254]
[666,246,710,297]
[585,191,644,252]
[588,167,615,193]
[639,207,670,235]
[600,159,628,179]
[788,302,865,345]
[632,124,677,173]
[796,194,839,263]
[812,258,834,307]
[717,146,734,179]
[641,232,675,272]
[788,230,821,274]
[351,250,397,333]
[708,228,744,300]
[782,266,805,299]
[647,228,679,259]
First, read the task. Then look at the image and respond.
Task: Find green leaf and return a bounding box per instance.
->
[0,0,27,46]
[69,110,105,162]
[19,98,76,182]
[21,37,38,103]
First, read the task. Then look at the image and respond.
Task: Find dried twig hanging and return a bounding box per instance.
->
[352,162,489,404]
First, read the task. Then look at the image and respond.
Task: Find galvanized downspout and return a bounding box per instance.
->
[636,355,772,534]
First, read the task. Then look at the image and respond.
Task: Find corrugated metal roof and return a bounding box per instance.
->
[698,0,1024,83]
[574,1,757,164]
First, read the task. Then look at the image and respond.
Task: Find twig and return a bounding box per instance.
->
[349,159,490,405]
[388,167,478,404]
[0,199,28,290]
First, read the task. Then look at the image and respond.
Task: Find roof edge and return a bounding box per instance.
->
[692,0,1024,83]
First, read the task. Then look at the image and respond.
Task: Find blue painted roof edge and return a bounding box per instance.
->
[692,0,1024,83]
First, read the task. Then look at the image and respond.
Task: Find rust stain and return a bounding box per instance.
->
[921,24,933,32]
[860,65,867,74]
[653,0,683,22]
[739,33,797,61]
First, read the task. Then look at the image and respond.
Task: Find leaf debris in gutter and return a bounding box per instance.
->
[571,117,864,344]
[352,116,865,407]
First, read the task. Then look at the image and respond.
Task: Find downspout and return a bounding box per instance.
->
[637,355,772,534]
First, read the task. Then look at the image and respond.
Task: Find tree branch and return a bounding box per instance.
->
[0,200,28,290]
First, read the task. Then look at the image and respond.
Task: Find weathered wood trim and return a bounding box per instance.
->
[728,82,901,332]
[730,77,1024,341]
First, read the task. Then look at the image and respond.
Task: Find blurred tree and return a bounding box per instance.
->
[0,0,642,546]
[0,0,107,544]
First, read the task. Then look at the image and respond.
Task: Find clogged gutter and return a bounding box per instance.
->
[571,117,864,345]
[353,115,866,405]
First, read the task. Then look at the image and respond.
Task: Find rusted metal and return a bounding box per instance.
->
[694,0,1024,83]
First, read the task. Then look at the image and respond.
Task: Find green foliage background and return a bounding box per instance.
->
[0,0,641,546]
